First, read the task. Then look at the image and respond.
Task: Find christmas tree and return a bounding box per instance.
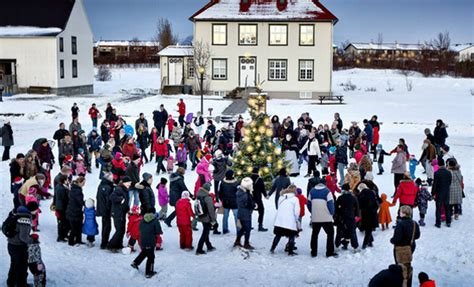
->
[231,93,287,185]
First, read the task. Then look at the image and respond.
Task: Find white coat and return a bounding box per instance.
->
[274,193,300,231]
[300,138,321,158]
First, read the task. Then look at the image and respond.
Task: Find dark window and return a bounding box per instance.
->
[60,60,64,79]
[59,37,64,52]
[72,60,78,78]
[72,36,77,55]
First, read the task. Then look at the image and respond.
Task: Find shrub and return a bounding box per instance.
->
[95,66,112,82]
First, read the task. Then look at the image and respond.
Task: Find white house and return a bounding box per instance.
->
[158,45,195,94]
[0,0,94,95]
[187,0,338,99]
[451,44,474,62]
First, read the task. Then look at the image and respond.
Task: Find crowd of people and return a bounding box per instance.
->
[3,98,462,286]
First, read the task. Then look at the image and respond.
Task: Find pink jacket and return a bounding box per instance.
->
[193,159,212,195]
[157,184,169,207]
[75,160,87,175]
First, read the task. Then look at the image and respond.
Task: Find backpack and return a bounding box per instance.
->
[2,211,18,238]
[193,198,207,217]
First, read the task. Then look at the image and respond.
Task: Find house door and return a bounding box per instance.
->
[168,58,183,85]
[239,57,256,87]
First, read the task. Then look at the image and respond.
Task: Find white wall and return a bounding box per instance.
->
[194,21,334,97]
[56,0,94,88]
[0,37,58,88]
[458,46,474,62]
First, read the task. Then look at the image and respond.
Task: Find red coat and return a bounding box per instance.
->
[393,180,419,206]
[153,141,169,157]
[122,143,139,159]
[176,198,195,226]
[88,107,99,119]
[325,175,341,195]
[296,194,307,217]
[420,280,436,287]
[167,117,175,131]
[329,154,336,174]
[178,102,186,116]
[127,214,142,241]
[372,126,380,145]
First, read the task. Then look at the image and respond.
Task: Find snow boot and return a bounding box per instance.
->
[233,240,242,248]
[243,243,255,250]
[258,226,268,232]
[418,219,425,226]
[131,263,139,270]
[145,271,157,279]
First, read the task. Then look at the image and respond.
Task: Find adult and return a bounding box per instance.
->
[54,174,70,242]
[335,139,348,186]
[1,120,14,161]
[134,113,149,134]
[391,145,407,195]
[419,139,436,185]
[251,167,268,232]
[424,128,435,146]
[69,118,82,134]
[392,173,418,214]
[369,115,380,156]
[108,176,132,251]
[96,172,115,249]
[87,129,103,168]
[368,264,404,287]
[300,132,321,177]
[270,186,300,256]
[6,206,32,287]
[136,124,150,163]
[66,177,85,246]
[153,104,168,137]
[53,123,70,153]
[390,206,421,287]
[88,103,100,128]
[433,119,448,154]
[308,182,337,258]
[268,168,291,209]
[306,170,322,197]
[105,103,113,121]
[282,133,300,176]
[357,183,379,249]
[234,116,244,143]
[334,184,360,252]
[334,112,343,132]
[363,119,373,150]
[431,158,452,228]
[185,130,201,170]
[195,183,217,255]
[177,99,186,128]
[71,103,80,120]
[212,149,232,196]
[164,167,189,227]
[218,170,239,234]
[138,173,155,214]
[234,178,255,249]
[9,153,25,183]
[447,159,463,220]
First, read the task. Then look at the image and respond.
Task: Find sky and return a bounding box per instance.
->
[84,0,473,45]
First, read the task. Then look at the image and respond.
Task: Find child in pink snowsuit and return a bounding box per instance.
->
[26,187,41,231]
[157,178,169,220]
[193,154,213,197]
[75,154,87,176]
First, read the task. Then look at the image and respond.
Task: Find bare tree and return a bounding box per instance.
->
[190,40,212,94]
[154,19,178,50]
[431,31,451,51]
[377,33,383,46]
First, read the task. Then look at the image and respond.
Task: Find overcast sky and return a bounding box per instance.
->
[84,0,473,45]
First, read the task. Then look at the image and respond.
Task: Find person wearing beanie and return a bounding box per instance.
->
[157,178,169,220]
[136,174,155,216]
[234,177,255,249]
[176,191,195,250]
[96,172,115,249]
[268,168,291,209]
[108,176,133,251]
[66,177,86,246]
[250,167,268,232]
[218,169,239,234]
[271,185,300,256]
[53,174,70,242]
[10,153,25,184]
[306,170,322,197]
[164,167,189,228]
[432,157,452,228]
[83,198,99,247]
[212,149,232,195]
[194,155,213,198]
[27,232,46,287]
[334,183,360,252]
[418,272,436,287]
[375,144,390,175]
[195,184,217,255]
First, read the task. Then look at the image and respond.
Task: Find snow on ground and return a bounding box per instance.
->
[0,68,473,286]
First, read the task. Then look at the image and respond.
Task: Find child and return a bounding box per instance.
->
[28,233,46,287]
[375,144,390,175]
[295,188,307,231]
[111,152,126,183]
[127,205,142,252]
[431,158,439,173]
[11,177,24,210]
[167,155,174,174]
[415,178,432,226]
[325,173,341,197]
[75,154,87,177]
[328,146,337,175]
[131,209,163,279]
[320,143,329,175]
[26,187,41,232]
[167,114,175,139]
[418,272,436,287]
[176,144,187,169]
[378,193,395,230]
[409,154,418,179]
[176,191,195,250]
[157,178,169,220]
[82,198,99,247]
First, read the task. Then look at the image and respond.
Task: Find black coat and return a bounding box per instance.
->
[110,184,129,219]
[306,176,321,197]
[218,179,239,209]
[368,264,404,287]
[335,191,359,224]
[251,174,267,201]
[54,184,69,211]
[53,128,70,146]
[169,172,188,206]
[66,184,84,221]
[139,214,163,249]
[390,217,421,252]
[269,176,291,205]
[433,126,448,146]
[357,188,378,231]
[335,146,348,165]
[96,179,114,217]
[125,163,140,186]
[137,181,155,213]
[153,109,168,128]
[9,160,23,182]
[431,167,452,203]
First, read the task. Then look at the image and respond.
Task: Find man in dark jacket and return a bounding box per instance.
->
[153,104,168,137]
[268,168,291,209]
[335,184,359,251]
[368,264,404,287]
[1,120,14,161]
[54,174,70,242]
[134,113,149,134]
[138,173,155,214]
[334,113,343,132]
[218,170,239,234]
[306,170,322,197]
[185,131,201,170]
[363,119,373,148]
[96,172,115,249]
[212,149,232,196]
[235,178,255,250]
[7,206,32,287]
[126,155,141,206]
[164,168,188,227]
[251,167,268,232]
[131,210,162,278]
[108,176,132,251]
[66,178,85,246]
[431,158,452,228]
[196,184,217,255]
[433,119,448,150]
[53,122,70,154]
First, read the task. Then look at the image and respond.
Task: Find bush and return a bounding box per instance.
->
[342,80,357,91]
[95,66,112,82]
[386,81,394,92]
[365,87,377,92]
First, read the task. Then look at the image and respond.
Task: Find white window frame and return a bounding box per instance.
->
[299,91,313,99]
[239,24,257,45]
[187,58,195,79]
[299,24,314,46]
[212,59,227,80]
[212,24,227,45]
[299,60,314,81]
[268,59,287,81]
[269,24,287,46]
[214,91,226,97]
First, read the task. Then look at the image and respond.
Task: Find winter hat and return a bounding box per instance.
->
[115,152,122,160]
[202,183,211,191]
[181,191,190,199]
[142,172,153,182]
[357,183,368,192]
[130,205,140,214]
[13,177,24,185]
[225,169,234,179]
[376,144,382,150]
[214,149,223,158]
[178,143,184,149]
[329,146,336,154]
[77,154,83,161]
[16,206,30,214]
[28,187,37,195]
[240,177,253,192]
[296,188,303,195]
[121,176,132,184]
[204,154,212,162]
[365,171,374,181]
[381,193,388,201]
[65,154,73,162]
[103,172,114,182]
[31,233,39,241]
[85,198,95,209]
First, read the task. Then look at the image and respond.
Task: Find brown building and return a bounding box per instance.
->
[94,40,160,64]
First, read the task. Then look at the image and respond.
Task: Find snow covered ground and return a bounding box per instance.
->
[0,68,472,286]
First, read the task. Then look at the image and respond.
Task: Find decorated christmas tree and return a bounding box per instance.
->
[231,93,287,185]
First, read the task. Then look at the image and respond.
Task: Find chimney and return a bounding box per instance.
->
[276,0,288,11]
[240,0,252,12]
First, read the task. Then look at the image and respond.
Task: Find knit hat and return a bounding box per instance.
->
[13,177,24,185]
[357,183,368,192]
[16,206,30,214]
[214,149,223,158]
[65,154,73,162]
[202,183,211,191]
[142,172,153,182]
[296,188,303,195]
[77,154,83,161]
[122,176,132,183]
[225,169,234,179]
[85,198,95,209]
[31,233,39,241]
[130,205,140,214]
[115,152,122,160]
[178,143,184,149]
[203,147,210,154]
[28,187,37,195]
[329,146,336,154]
[204,154,212,162]
[181,191,190,199]
[240,177,253,192]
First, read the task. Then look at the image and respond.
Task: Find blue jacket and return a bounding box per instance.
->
[364,123,373,142]
[236,189,255,221]
[307,184,335,223]
[82,207,99,236]
[87,133,103,152]
[409,159,418,179]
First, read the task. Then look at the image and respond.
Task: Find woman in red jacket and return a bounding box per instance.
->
[392,173,419,208]
[153,137,169,174]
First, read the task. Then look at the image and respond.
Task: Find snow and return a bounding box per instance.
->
[0,68,473,286]
[348,42,432,51]
[94,40,159,47]
[0,26,62,37]
[158,45,194,57]
[450,43,474,53]
[193,0,326,21]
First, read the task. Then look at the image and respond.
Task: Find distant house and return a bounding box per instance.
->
[344,42,431,59]
[186,0,338,99]
[158,45,194,93]
[0,0,94,95]
[94,40,160,64]
[450,44,474,62]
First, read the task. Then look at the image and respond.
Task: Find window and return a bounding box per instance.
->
[269,25,287,45]
[60,60,64,79]
[299,60,314,81]
[214,91,226,97]
[212,59,227,80]
[299,24,314,46]
[268,59,287,81]
[71,36,77,54]
[72,60,78,78]
[59,37,64,52]
[239,24,257,45]
[470,53,474,61]
[212,24,227,45]
[299,91,313,99]
[187,58,195,78]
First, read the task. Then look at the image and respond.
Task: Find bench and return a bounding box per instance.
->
[318,95,344,104]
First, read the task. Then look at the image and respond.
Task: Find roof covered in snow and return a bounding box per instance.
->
[190,0,337,23]
[158,45,194,57]
[450,43,474,52]
[0,26,63,37]
[0,0,75,36]
[346,42,433,51]
[94,40,159,47]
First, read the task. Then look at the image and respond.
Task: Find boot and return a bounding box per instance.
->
[243,243,255,250]
[418,218,425,226]
[234,240,242,248]
[258,225,268,232]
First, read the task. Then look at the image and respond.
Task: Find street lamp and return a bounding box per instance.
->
[198,66,205,114]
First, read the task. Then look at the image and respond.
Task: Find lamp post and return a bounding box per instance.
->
[198,66,205,114]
